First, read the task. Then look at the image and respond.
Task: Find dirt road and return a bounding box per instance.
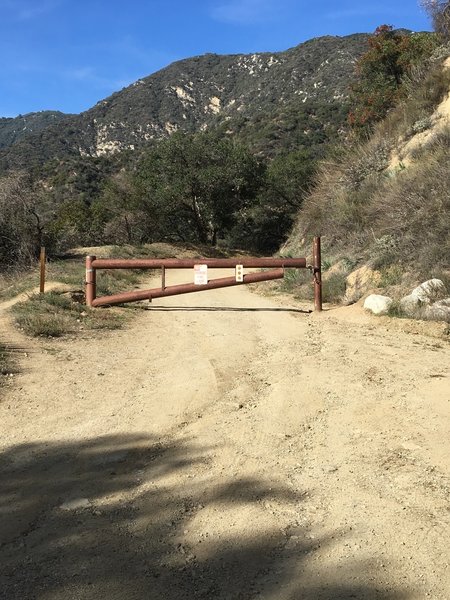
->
[1,270,449,600]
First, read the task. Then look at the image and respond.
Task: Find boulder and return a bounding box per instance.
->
[363,294,393,315]
[410,278,446,302]
[423,298,450,322]
[400,279,446,315]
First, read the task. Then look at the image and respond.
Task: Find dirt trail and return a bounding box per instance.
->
[1,270,449,600]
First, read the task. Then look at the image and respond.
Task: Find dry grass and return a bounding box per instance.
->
[11,292,126,338]
[0,343,12,375]
[2,248,144,338]
[371,134,450,277]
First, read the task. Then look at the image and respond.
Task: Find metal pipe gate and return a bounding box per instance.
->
[86,237,322,311]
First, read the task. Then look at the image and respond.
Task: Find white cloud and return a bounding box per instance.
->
[325,4,416,21]
[63,66,132,91]
[105,36,177,69]
[0,0,63,21]
[210,0,283,25]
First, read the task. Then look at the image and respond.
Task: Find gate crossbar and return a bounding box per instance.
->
[91,258,307,269]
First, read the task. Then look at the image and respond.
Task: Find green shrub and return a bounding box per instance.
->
[379,265,404,288]
[281,268,303,291]
[348,27,440,133]
[323,273,347,303]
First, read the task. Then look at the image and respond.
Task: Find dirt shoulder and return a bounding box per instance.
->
[1,271,449,599]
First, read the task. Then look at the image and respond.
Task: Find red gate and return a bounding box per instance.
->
[86,237,322,311]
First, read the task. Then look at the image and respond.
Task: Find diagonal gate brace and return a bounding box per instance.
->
[91,269,284,307]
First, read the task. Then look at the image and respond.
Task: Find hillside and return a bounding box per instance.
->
[0,34,368,172]
[283,47,450,308]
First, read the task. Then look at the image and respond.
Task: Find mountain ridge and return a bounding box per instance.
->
[0,33,369,171]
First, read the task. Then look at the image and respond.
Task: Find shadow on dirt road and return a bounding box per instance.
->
[0,434,407,599]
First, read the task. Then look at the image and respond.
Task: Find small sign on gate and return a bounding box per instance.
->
[194,264,208,285]
[235,264,244,283]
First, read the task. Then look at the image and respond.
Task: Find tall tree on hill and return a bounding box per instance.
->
[348,26,440,133]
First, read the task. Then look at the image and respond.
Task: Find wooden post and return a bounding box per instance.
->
[39,247,46,294]
[313,237,322,312]
[85,255,96,307]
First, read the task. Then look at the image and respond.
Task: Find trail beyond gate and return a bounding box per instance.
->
[86,237,323,311]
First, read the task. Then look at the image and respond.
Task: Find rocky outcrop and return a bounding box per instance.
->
[343,266,381,305]
[400,279,449,322]
[400,279,447,313]
[423,298,450,321]
[360,280,449,322]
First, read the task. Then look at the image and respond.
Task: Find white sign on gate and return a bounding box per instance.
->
[235,264,244,282]
[194,264,208,285]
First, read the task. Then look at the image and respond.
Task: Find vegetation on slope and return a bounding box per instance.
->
[0,34,372,268]
[0,112,68,150]
[283,45,450,303]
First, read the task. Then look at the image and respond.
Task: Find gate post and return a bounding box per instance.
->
[313,237,322,312]
[85,255,96,307]
[39,247,46,294]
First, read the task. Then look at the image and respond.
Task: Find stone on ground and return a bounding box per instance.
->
[363,294,393,315]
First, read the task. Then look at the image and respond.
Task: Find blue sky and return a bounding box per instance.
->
[1,0,431,117]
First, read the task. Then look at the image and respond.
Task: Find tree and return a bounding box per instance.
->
[0,172,54,268]
[133,132,266,245]
[264,150,316,210]
[232,150,316,253]
[421,0,450,40]
[90,171,146,245]
[348,26,440,132]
